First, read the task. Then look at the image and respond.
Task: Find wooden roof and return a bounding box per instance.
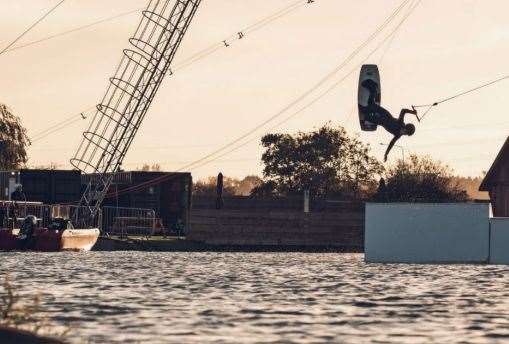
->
[480,136,509,191]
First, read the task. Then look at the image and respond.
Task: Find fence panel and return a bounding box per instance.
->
[102,206,156,237]
[0,202,102,229]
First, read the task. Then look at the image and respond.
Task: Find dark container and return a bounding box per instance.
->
[92,171,192,232]
[20,169,82,204]
[0,171,19,200]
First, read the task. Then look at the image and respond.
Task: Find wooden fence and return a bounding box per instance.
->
[188,197,365,250]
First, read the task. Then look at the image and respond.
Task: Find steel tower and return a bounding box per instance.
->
[71,0,201,221]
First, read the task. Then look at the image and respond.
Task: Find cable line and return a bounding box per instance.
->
[414,74,509,121]
[241,0,307,35]
[102,0,416,198]
[104,0,416,198]
[3,8,142,55]
[171,0,416,172]
[30,0,316,143]
[172,0,311,72]
[0,0,67,56]
[184,0,422,173]
[161,0,413,175]
[30,106,95,143]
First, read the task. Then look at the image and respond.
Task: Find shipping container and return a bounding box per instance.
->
[0,171,20,200]
[85,171,192,233]
[19,169,82,204]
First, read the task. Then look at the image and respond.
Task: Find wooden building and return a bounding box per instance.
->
[480,137,509,217]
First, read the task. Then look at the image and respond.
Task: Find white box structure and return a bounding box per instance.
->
[489,218,509,265]
[365,203,490,264]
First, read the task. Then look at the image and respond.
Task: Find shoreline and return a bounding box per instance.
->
[0,326,64,344]
[92,237,363,253]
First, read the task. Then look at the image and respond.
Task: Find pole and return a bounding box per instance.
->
[304,190,310,213]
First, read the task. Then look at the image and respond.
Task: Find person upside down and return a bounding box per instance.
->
[360,79,419,161]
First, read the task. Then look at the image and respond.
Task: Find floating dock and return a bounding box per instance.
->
[365,203,509,264]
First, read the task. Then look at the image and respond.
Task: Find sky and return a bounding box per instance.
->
[0,0,508,180]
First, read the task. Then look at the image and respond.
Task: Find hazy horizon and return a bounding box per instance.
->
[1,0,508,179]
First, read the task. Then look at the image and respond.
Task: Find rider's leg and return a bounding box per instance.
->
[361,79,379,107]
[366,104,393,126]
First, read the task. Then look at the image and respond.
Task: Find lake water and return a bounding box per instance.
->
[1,252,509,343]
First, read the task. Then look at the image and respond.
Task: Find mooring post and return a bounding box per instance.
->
[304,190,310,213]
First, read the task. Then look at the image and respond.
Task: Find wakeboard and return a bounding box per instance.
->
[358,64,381,131]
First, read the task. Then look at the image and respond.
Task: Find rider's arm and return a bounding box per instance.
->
[384,135,401,162]
[398,107,418,122]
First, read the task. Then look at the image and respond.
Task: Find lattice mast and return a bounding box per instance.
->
[71,0,201,219]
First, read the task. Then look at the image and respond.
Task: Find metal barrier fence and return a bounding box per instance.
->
[0,202,157,236]
[101,206,156,238]
[0,202,101,229]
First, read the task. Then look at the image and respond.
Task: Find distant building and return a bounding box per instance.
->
[1,169,192,231]
[480,137,509,217]
[0,169,81,204]
[83,171,192,231]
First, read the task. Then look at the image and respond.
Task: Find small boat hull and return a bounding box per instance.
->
[61,229,100,252]
[0,229,18,251]
[0,228,100,252]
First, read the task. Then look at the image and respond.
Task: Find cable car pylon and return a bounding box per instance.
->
[71,0,202,223]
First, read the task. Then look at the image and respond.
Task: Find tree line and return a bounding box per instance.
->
[194,124,487,203]
[0,102,489,202]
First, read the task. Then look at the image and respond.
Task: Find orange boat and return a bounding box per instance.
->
[0,202,100,252]
[0,227,99,252]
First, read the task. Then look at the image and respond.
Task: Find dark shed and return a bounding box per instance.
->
[83,171,192,231]
[479,137,509,217]
[19,169,81,204]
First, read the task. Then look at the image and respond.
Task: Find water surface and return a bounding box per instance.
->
[1,252,509,343]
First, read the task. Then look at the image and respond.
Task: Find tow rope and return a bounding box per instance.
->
[413,74,509,121]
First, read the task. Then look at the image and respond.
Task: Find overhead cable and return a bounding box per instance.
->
[181,0,423,173]
[30,106,95,143]
[30,0,315,143]
[103,0,417,197]
[3,8,142,54]
[0,0,67,56]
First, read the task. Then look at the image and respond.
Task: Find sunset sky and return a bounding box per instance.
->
[0,0,508,179]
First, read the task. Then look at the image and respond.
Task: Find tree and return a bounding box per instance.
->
[450,175,489,200]
[253,124,384,198]
[193,175,263,197]
[0,104,30,170]
[193,176,238,197]
[236,175,262,196]
[376,154,468,202]
[138,163,161,171]
[30,162,61,170]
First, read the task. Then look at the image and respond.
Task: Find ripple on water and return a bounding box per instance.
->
[1,252,509,343]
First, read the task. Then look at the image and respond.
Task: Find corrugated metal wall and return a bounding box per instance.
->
[0,171,19,200]
[20,170,82,204]
[97,171,192,231]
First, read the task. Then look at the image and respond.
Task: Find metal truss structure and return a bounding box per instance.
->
[71,0,201,221]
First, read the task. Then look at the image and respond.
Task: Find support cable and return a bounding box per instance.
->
[182,0,423,175]
[0,0,67,56]
[102,0,417,198]
[31,106,95,142]
[29,0,316,143]
[3,9,142,55]
[172,0,312,72]
[147,0,413,176]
